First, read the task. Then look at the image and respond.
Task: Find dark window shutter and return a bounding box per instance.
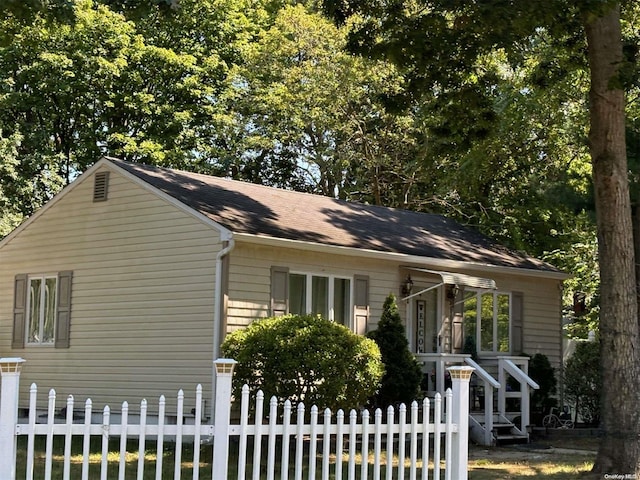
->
[12,274,27,349]
[270,266,289,316]
[353,275,369,335]
[511,291,524,354]
[55,271,73,348]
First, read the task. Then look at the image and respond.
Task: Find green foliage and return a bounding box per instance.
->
[544,231,600,338]
[528,353,558,413]
[0,132,27,237]
[0,0,258,223]
[227,5,428,202]
[367,293,423,407]
[564,340,601,425]
[462,335,477,362]
[221,314,384,412]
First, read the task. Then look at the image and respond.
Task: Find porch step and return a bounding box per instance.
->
[494,433,529,445]
[492,422,516,430]
[492,422,529,445]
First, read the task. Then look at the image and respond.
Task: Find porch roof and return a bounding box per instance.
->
[405,267,497,290]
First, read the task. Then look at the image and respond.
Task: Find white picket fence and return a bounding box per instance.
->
[0,358,473,480]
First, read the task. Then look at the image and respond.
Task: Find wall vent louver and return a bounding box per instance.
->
[93,171,109,202]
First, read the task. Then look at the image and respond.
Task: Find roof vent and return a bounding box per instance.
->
[93,171,109,202]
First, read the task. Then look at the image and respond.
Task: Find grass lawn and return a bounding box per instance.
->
[16,436,213,480]
[468,435,597,479]
[469,451,594,479]
[15,434,598,479]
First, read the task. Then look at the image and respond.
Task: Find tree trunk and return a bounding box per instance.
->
[585,4,640,475]
[633,204,640,305]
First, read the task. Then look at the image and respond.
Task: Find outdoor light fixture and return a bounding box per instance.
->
[401,275,414,296]
[0,357,25,374]
[214,358,237,375]
[446,284,460,300]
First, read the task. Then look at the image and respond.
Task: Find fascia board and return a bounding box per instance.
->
[233,232,570,281]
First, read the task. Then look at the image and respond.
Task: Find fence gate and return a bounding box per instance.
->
[0,358,473,480]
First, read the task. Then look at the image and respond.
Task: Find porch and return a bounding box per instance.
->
[417,353,539,446]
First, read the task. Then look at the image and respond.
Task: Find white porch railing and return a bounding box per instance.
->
[417,353,538,446]
[464,357,500,446]
[0,358,474,480]
[498,357,540,434]
[417,353,472,395]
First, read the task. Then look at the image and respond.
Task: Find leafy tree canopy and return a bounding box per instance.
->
[0,0,260,220]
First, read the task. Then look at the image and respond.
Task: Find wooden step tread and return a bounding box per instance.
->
[496,434,529,443]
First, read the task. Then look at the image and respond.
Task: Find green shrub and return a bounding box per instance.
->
[367,293,423,407]
[462,335,478,362]
[528,353,558,414]
[564,340,601,425]
[221,314,384,412]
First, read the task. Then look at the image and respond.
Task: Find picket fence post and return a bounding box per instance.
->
[447,365,474,480]
[212,358,237,480]
[0,358,26,480]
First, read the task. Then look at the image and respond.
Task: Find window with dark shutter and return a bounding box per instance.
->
[12,271,73,349]
[452,287,465,352]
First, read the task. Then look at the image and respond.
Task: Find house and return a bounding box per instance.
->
[0,157,567,444]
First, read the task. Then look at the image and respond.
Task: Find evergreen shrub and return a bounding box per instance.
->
[564,340,601,425]
[367,293,423,407]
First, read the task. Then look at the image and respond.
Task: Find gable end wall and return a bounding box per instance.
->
[0,167,222,412]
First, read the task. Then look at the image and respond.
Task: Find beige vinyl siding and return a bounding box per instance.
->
[0,167,221,413]
[226,248,563,375]
[226,242,401,332]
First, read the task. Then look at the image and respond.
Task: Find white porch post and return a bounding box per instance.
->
[436,359,445,394]
[520,379,530,431]
[497,358,506,417]
[0,358,26,480]
[483,379,494,446]
[448,365,473,480]
[212,358,236,480]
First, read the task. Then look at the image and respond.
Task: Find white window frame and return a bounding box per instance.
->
[289,271,353,328]
[25,273,58,346]
[465,289,511,355]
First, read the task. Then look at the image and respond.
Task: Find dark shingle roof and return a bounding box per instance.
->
[110,158,559,273]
